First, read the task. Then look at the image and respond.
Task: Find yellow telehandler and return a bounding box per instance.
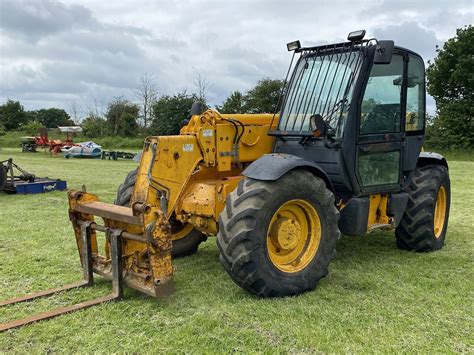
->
[1,30,450,331]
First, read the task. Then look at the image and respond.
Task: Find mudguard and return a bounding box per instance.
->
[418,152,448,169]
[242,153,334,192]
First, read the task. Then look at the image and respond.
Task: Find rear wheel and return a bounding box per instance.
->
[395,164,450,252]
[217,170,339,297]
[115,169,207,257]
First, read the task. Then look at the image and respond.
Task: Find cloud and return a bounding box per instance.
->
[0,0,472,116]
[0,0,94,40]
[0,0,161,115]
[371,22,443,62]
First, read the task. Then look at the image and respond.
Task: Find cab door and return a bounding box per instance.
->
[356,52,406,193]
[404,54,426,174]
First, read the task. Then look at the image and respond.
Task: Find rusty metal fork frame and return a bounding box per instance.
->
[0,222,124,332]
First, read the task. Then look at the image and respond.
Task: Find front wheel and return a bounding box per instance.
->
[395,164,451,252]
[217,170,339,297]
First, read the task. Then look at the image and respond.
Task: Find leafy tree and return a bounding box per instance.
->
[244,78,284,113]
[218,78,284,114]
[24,111,39,125]
[82,115,106,138]
[21,121,43,135]
[426,25,473,149]
[105,97,139,137]
[33,108,73,128]
[0,100,27,130]
[121,112,139,136]
[219,91,245,114]
[150,92,197,135]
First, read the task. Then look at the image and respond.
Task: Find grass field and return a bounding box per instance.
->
[0,148,472,353]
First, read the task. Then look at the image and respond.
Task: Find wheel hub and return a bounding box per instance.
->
[266,199,322,273]
[270,217,302,250]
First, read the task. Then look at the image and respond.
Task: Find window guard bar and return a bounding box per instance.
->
[274,40,374,136]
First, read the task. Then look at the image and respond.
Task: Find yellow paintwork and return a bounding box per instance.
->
[181,182,216,217]
[405,112,419,131]
[367,194,391,229]
[216,124,234,171]
[158,109,277,231]
[339,193,392,231]
[69,191,99,258]
[180,110,277,171]
[266,199,321,273]
[434,186,447,238]
[128,110,278,280]
[171,223,194,241]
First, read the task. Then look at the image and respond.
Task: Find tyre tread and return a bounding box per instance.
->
[395,164,450,252]
[217,170,340,297]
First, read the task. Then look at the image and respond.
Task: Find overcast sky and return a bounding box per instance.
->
[0,0,472,118]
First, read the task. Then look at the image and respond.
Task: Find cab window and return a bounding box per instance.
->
[406,55,425,132]
[360,54,404,135]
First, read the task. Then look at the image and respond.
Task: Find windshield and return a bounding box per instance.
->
[278,48,364,137]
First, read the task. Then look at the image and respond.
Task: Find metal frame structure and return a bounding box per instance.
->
[0,222,124,332]
[270,40,372,137]
[1,158,35,192]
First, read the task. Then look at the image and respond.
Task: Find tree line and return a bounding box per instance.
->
[424,25,473,150]
[0,25,471,150]
[0,77,284,138]
[0,101,73,134]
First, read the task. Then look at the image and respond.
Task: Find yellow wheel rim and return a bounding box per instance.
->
[266,199,321,273]
[434,186,447,239]
[171,222,194,241]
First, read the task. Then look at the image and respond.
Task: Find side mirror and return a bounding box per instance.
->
[309,114,327,137]
[181,101,206,128]
[190,101,206,116]
[393,75,421,88]
[374,40,394,64]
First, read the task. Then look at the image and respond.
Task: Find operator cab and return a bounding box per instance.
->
[270,31,426,198]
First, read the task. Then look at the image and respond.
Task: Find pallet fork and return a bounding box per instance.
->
[1,188,174,331]
[0,222,124,332]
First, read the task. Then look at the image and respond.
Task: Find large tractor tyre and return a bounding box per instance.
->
[115,169,207,258]
[217,170,340,297]
[395,164,450,252]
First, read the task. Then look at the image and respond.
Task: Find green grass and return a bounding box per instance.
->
[0,148,473,353]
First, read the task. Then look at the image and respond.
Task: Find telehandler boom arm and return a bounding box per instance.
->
[70,109,277,297]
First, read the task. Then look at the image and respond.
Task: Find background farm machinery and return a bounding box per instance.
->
[20,126,82,154]
[0,158,67,194]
